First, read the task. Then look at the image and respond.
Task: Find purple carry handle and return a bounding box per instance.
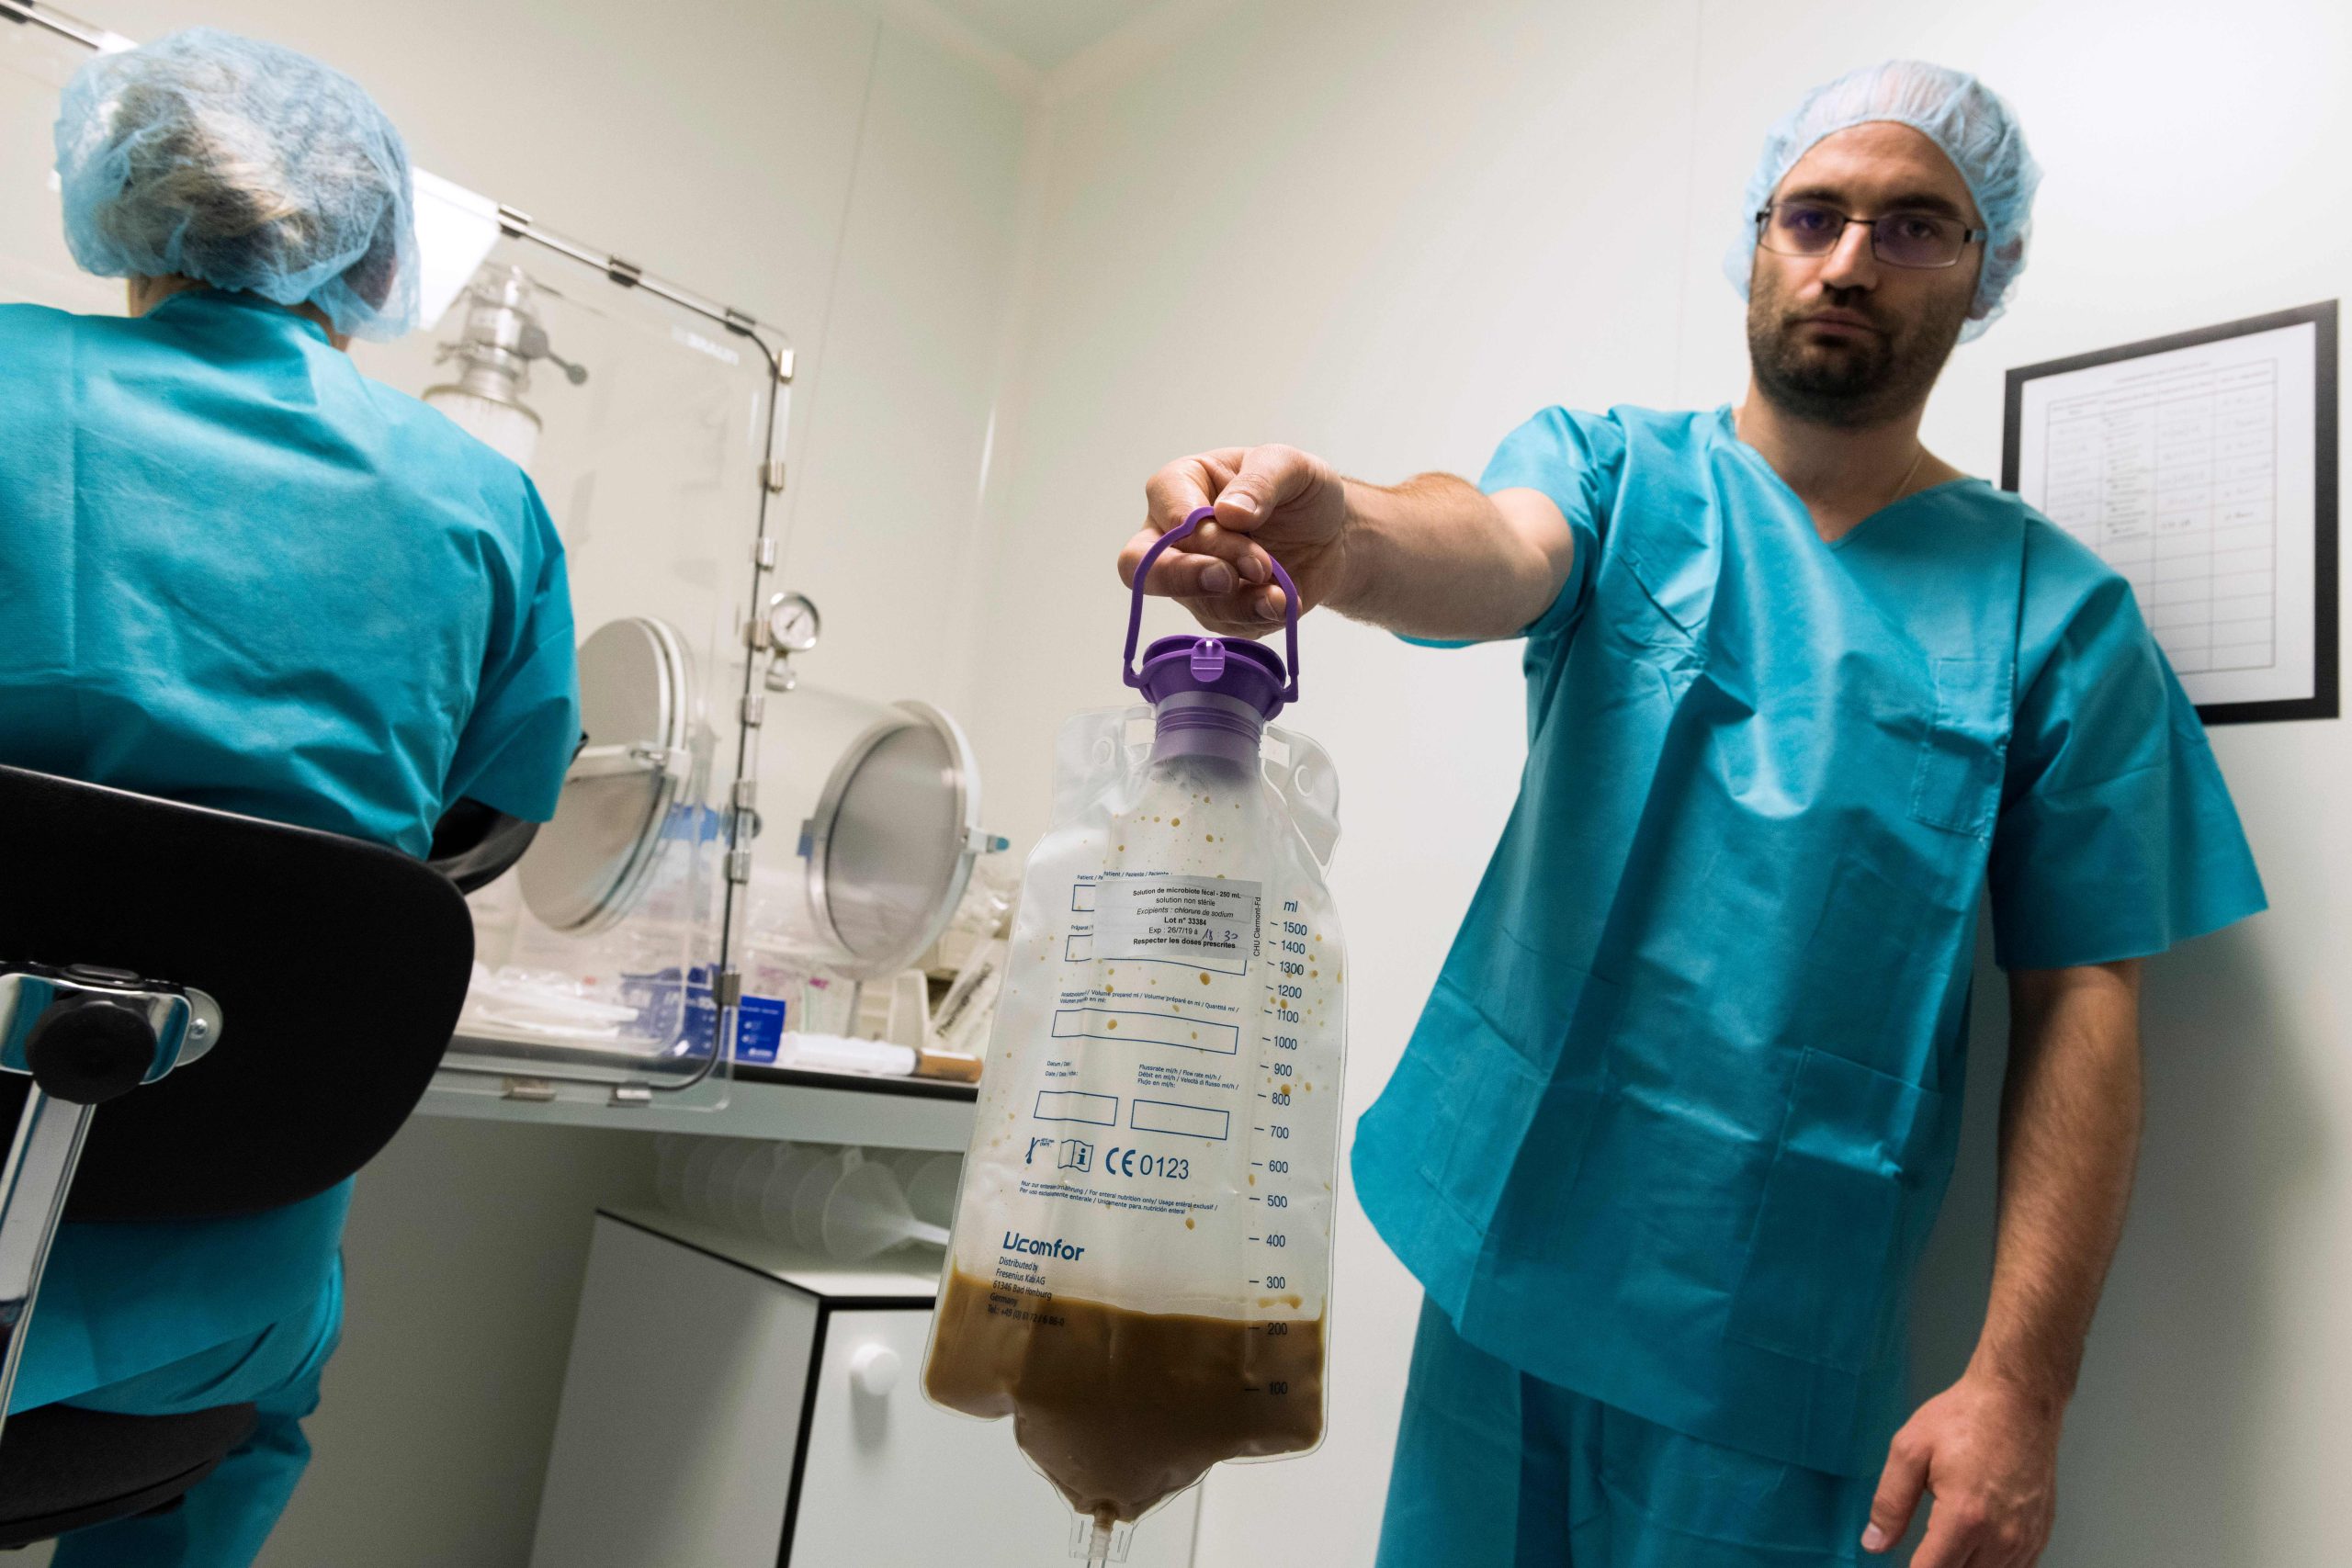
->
[1122,505,1301,702]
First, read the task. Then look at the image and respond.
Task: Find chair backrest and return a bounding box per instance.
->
[0,766,473,1221]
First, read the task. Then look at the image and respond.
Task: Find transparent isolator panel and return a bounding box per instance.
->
[356,238,786,1091]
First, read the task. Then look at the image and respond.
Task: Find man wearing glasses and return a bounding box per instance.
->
[1121,60,2263,1568]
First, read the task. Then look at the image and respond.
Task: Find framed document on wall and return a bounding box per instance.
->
[2003,300,2338,726]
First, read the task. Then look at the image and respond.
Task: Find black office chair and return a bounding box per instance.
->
[0,765,480,1547]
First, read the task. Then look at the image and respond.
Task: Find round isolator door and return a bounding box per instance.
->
[519,616,692,933]
[803,703,983,977]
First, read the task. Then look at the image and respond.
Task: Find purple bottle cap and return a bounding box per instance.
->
[1122,506,1300,721]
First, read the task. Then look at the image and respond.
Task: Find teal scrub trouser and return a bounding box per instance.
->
[1375,1296,1878,1567]
[47,1260,343,1568]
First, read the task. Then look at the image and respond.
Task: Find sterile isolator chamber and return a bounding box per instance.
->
[356,205,998,1100]
[0,0,1001,1105]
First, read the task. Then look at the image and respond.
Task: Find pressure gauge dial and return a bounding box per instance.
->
[766,591,822,654]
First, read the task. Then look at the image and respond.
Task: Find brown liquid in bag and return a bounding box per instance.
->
[925,1269,1325,1528]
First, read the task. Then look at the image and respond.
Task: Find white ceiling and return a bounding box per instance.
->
[918,0,1169,73]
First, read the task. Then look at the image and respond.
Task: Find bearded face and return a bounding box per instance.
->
[1745,261,1973,428]
[1744,124,1986,429]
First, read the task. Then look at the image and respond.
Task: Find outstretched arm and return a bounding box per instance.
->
[1120,444,1574,643]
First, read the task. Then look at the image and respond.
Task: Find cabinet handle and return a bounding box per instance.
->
[850,1344,902,1398]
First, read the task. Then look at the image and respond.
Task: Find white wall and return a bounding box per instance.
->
[3,1,1031,1560]
[967,0,2352,1562]
[763,10,1033,710]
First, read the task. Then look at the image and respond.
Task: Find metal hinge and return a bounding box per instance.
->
[760,459,787,494]
[740,692,765,728]
[726,849,754,884]
[723,305,758,338]
[713,968,744,1009]
[743,615,772,651]
[608,1084,653,1107]
[772,346,796,383]
[732,779,758,811]
[501,1077,557,1102]
[752,536,777,570]
[495,203,533,238]
[606,256,643,288]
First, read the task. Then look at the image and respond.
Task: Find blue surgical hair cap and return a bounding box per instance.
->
[1725,60,2041,343]
[54,27,418,340]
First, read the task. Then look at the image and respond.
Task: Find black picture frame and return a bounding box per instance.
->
[2001,299,2338,727]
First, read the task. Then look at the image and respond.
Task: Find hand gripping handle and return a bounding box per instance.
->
[1122,505,1300,702]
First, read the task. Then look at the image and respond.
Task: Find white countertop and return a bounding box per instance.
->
[415,1060,979,1150]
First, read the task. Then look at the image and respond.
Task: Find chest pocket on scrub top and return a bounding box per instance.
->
[1909,657,2007,838]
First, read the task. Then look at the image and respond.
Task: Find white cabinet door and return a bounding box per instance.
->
[531,1218,820,1568]
[786,1308,1198,1567]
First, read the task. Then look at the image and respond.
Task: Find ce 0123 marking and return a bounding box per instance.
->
[1102,1146,1191,1180]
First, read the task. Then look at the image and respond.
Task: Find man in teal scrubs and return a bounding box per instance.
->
[0,29,578,1565]
[1122,61,2264,1568]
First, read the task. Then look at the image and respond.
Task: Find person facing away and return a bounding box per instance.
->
[1122,60,2263,1568]
[0,28,579,1566]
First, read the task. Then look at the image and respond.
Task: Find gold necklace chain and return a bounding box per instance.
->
[1886,443,1928,510]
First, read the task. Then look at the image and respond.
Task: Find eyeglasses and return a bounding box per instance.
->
[1755,200,1987,269]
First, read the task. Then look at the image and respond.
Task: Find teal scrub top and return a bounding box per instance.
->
[1351,404,2266,1476]
[0,290,580,1409]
